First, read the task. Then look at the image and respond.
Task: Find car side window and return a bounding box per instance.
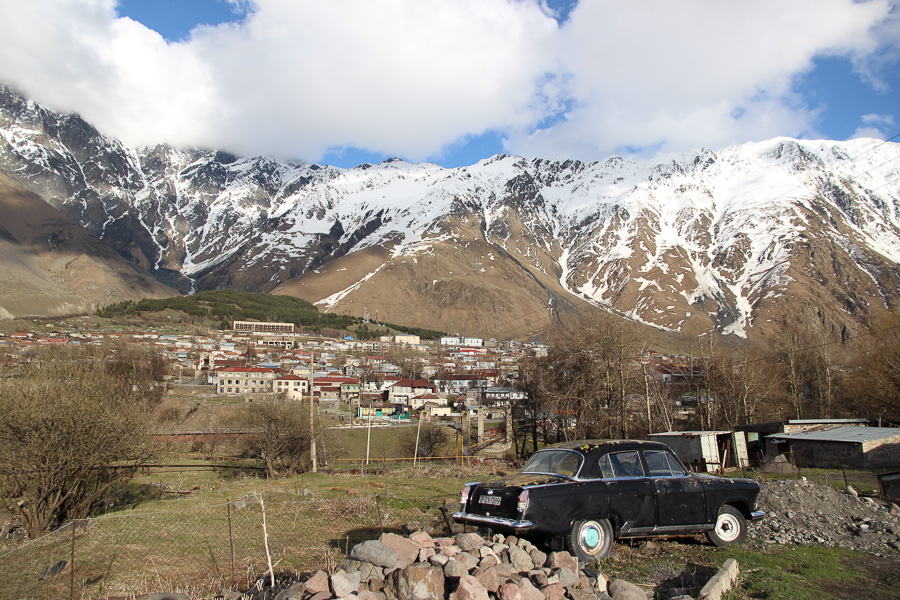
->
[598,450,645,478]
[644,450,686,477]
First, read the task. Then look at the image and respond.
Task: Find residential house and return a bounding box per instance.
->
[216,366,276,395]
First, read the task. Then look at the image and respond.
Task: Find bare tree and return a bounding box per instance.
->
[399,422,448,458]
[0,354,153,538]
[242,394,311,478]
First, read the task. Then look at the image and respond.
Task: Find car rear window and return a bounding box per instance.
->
[598,450,645,478]
[521,449,582,477]
[643,449,686,477]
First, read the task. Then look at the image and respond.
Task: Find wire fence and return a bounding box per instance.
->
[0,491,454,600]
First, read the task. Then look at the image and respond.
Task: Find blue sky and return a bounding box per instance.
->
[1,0,898,169]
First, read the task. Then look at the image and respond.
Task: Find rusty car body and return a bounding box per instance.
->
[454,439,764,561]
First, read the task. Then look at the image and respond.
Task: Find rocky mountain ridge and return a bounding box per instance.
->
[1,85,899,340]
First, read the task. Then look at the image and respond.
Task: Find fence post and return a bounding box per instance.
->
[227,500,235,586]
[70,520,76,600]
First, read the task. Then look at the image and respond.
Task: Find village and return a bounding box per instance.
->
[2,316,899,478]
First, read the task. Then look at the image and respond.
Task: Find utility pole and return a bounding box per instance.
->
[309,353,317,473]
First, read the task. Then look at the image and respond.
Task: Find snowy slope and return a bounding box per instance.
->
[1,85,899,338]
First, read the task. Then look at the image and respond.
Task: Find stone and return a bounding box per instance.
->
[429,554,450,567]
[478,555,499,569]
[275,582,306,600]
[607,578,645,600]
[547,552,578,573]
[331,571,362,598]
[508,545,535,572]
[540,582,565,600]
[358,591,383,600]
[528,570,548,588]
[475,565,506,593]
[454,552,480,572]
[844,485,859,497]
[342,559,363,573]
[434,537,456,547]
[569,590,601,600]
[360,563,386,583]
[554,567,579,589]
[390,563,446,600]
[351,540,400,568]
[450,574,491,600]
[308,592,334,600]
[410,531,436,548]
[529,549,547,568]
[498,582,525,600]
[419,548,437,563]
[455,533,486,553]
[444,559,470,579]
[306,571,331,595]
[382,532,422,568]
[517,577,545,600]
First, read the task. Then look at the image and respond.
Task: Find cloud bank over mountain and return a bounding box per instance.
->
[0,0,897,165]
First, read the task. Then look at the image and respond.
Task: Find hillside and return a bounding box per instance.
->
[2,85,899,341]
[0,173,177,318]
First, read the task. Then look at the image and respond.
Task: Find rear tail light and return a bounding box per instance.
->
[517,490,529,514]
[460,485,471,508]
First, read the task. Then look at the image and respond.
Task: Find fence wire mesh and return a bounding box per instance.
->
[0,491,451,600]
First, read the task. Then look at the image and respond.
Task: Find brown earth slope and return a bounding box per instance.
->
[0,174,178,318]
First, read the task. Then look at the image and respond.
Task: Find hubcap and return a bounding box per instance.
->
[716,514,740,542]
[582,524,601,550]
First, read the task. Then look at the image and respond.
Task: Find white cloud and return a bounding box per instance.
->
[509,0,893,160]
[851,113,896,139]
[0,0,895,164]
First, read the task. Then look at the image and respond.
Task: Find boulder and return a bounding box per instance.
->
[306,571,331,595]
[331,571,361,598]
[449,574,490,600]
[352,540,400,568]
[607,578,646,600]
[381,532,422,568]
[389,563,446,600]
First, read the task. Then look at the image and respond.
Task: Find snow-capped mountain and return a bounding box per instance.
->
[2,85,899,339]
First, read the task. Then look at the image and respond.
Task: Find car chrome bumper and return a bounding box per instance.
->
[452,511,533,533]
[750,510,765,521]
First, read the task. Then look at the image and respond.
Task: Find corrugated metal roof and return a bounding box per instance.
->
[768,425,900,443]
[650,431,732,439]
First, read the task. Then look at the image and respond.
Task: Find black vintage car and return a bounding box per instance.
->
[454,439,764,562]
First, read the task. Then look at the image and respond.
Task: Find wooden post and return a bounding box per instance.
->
[70,521,76,600]
[227,501,235,585]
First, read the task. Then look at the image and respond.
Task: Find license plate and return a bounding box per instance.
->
[479,494,501,506]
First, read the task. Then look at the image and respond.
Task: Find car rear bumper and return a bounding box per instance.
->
[750,510,765,521]
[453,511,533,533]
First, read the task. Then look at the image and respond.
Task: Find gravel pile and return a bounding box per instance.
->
[750,478,900,554]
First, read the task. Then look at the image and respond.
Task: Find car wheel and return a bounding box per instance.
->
[706,505,747,547]
[568,519,613,563]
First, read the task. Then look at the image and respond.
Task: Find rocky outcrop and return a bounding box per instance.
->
[272,531,624,600]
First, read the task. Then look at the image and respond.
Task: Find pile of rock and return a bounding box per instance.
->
[751,479,900,554]
[270,531,652,600]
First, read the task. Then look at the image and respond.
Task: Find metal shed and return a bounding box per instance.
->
[649,431,749,473]
[766,425,900,469]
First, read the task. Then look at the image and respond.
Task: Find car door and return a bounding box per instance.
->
[598,450,657,534]
[643,448,706,528]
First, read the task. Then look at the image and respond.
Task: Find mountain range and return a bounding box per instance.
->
[1,84,899,342]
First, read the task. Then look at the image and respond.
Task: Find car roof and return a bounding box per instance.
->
[540,439,672,454]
